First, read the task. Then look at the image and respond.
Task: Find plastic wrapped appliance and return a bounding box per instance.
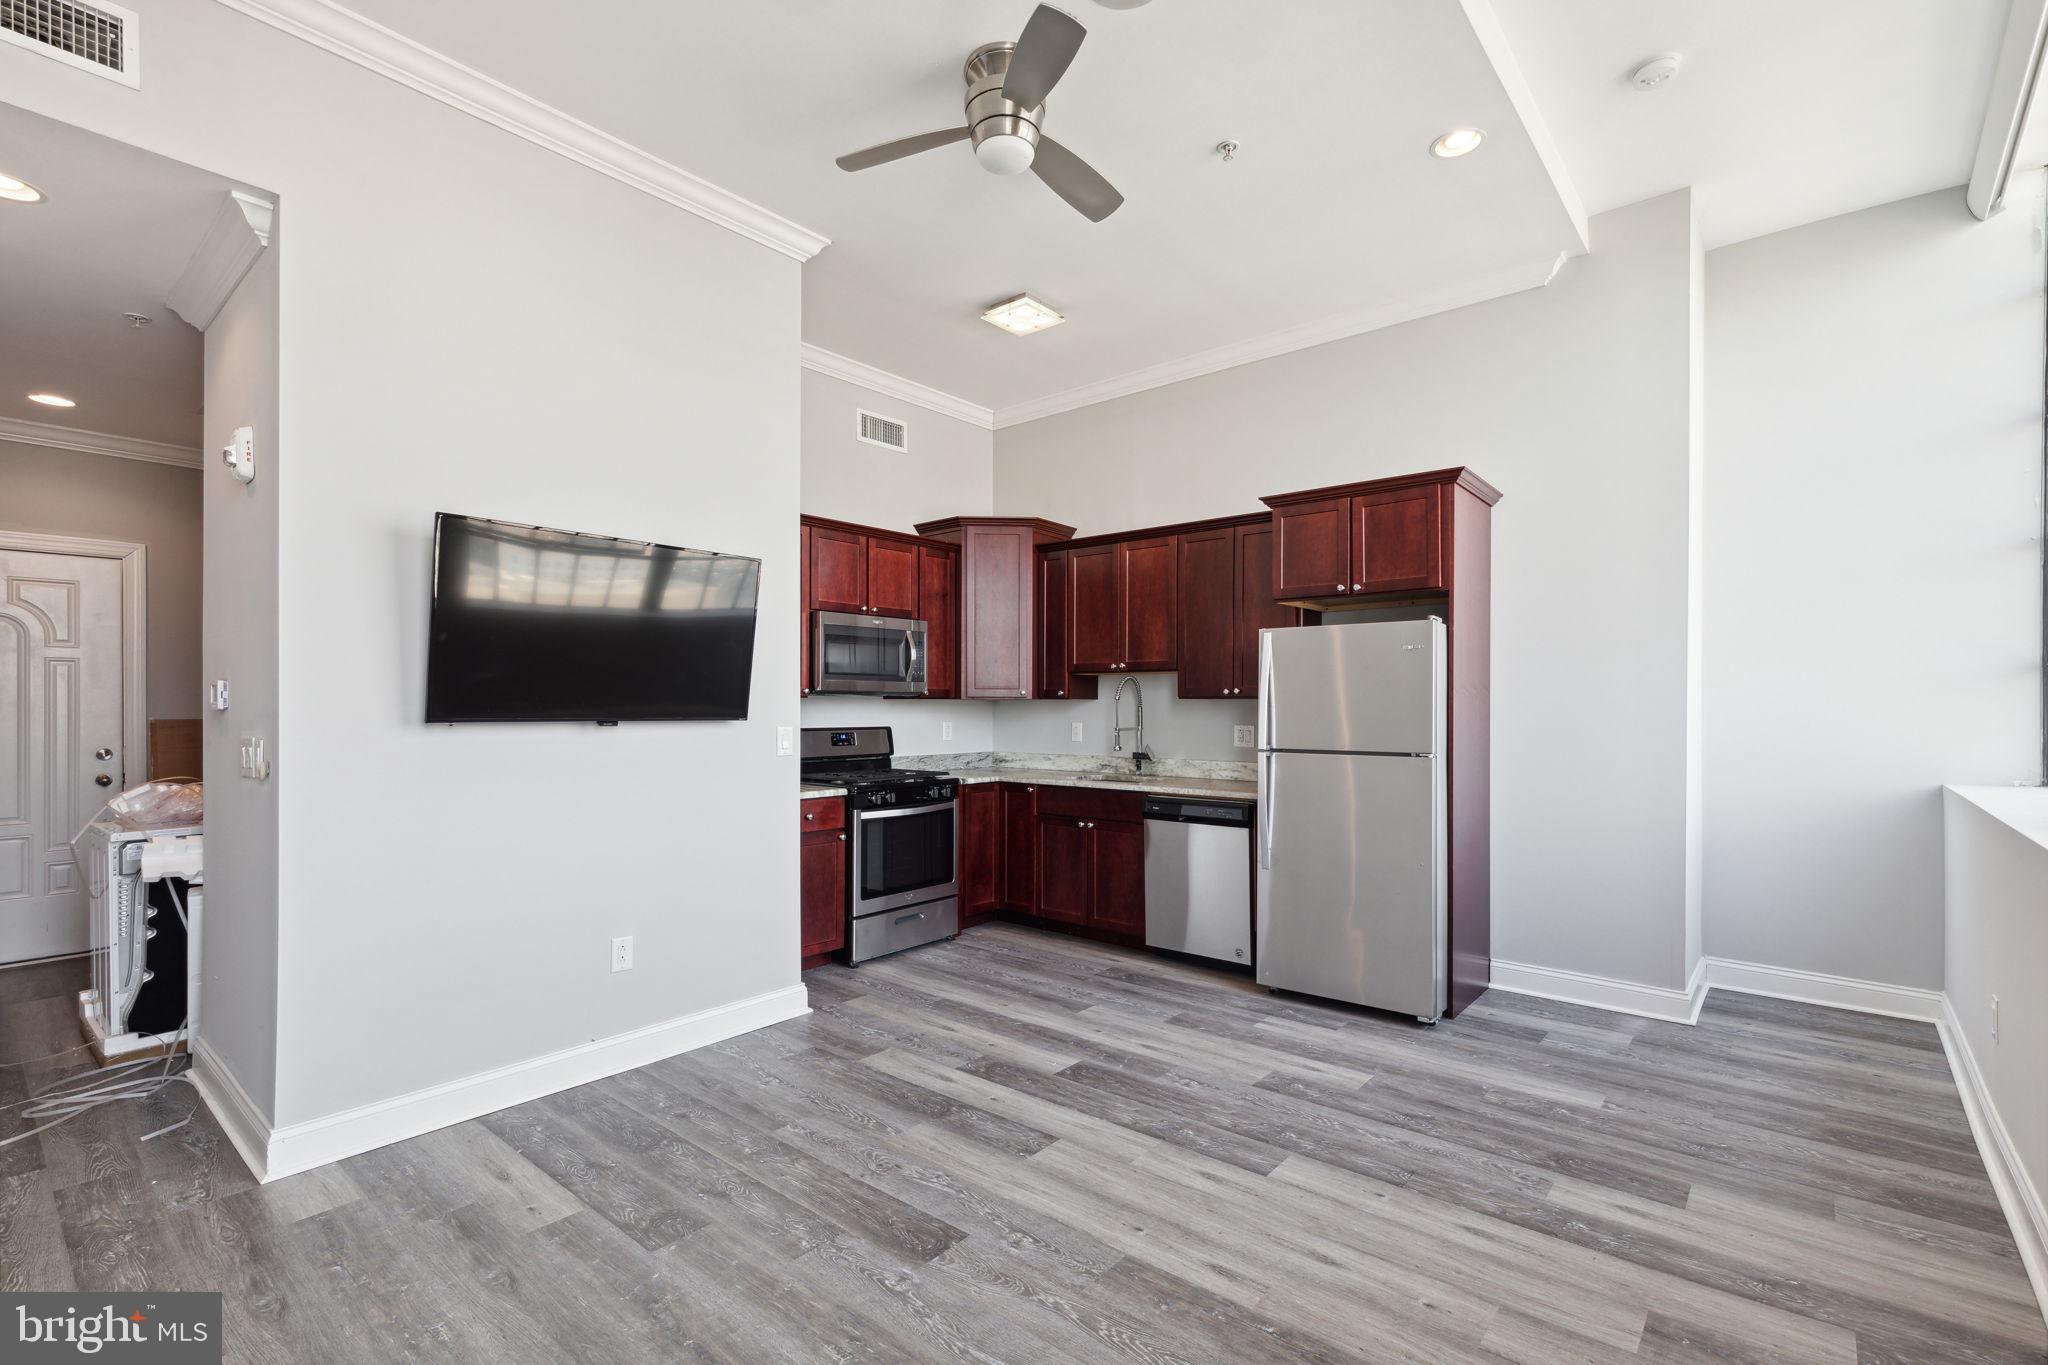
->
[72,782,203,1061]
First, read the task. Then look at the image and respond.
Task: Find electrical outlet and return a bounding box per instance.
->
[1991,994,1999,1042]
[941,721,954,742]
[776,725,793,757]
[611,936,634,973]
[1071,721,1085,742]
[1233,725,1255,749]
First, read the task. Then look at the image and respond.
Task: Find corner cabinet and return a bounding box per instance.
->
[914,517,1075,700]
[798,516,961,699]
[1261,466,1501,1017]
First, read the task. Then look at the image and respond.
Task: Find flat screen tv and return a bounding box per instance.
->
[425,512,759,723]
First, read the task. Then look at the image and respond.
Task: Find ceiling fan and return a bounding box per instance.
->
[833,4,1124,222]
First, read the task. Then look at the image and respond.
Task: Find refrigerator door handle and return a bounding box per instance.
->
[1258,751,1277,870]
[1259,640,1276,751]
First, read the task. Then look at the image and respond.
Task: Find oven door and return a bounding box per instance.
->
[813,612,928,696]
[851,799,959,916]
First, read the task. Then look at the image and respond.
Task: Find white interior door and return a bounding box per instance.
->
[0,548,126,963]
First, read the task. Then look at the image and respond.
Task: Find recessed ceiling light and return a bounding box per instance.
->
[0,171,44,204]
[981,293,1065,336]
[1430,128,1485,159]
[27,393,76,408]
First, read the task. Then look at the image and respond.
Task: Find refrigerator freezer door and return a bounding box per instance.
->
[1256,750,1445,1019]
[1257,618,1443,756]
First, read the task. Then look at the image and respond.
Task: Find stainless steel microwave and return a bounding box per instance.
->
[812,611,928,695]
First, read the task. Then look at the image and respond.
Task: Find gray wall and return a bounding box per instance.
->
[0,441,201,723]
[8,0,805,1130]
[200,240,280,1112]
[991,675,1254,763]
[994,192,1703,993]
[1703,179,2045,990]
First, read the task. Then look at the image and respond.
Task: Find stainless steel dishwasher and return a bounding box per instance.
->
[1143,797,1254,967]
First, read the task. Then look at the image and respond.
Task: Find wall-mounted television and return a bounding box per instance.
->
[425,513,760,723]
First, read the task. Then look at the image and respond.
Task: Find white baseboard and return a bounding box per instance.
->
[1937,996,2048,1321]
[189,1037,275,1183]
[194,984,809,1182]
[1701,957,1944,1021]
[1489,955,1709,1025]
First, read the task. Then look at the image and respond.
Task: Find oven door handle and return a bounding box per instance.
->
[856,799,957,821]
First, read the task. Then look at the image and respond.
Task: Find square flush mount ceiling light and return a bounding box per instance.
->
[981,293,1065,336]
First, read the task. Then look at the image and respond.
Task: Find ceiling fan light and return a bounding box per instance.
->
[975,133,1037,176]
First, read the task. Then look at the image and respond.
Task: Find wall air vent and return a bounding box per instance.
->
[857,409,908,453]
[2,0,140,87]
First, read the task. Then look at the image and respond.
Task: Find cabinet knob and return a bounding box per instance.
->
[805,811,816,821]
[1353,583,1363,591]
[838,833,847,841]
[1336,584,1348,594]
[1057,690,1064,697]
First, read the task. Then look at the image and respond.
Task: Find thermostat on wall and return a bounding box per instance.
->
[223,426,256,483]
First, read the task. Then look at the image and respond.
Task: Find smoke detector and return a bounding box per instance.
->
[1629,55,1682,91]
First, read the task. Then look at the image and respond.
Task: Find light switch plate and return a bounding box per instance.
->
[941,721,954,742]
[777,725,794,756]
[1071,721,1085,742]
[1233,725,1256,749]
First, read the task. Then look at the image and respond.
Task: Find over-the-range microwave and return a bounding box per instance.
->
[812,611,928,695]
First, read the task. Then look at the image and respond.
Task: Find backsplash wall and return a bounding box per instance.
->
[991,674,1257,764]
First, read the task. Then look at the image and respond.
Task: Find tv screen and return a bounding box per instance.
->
[425,513,759,723]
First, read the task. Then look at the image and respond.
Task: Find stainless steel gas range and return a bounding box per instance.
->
[800,726,959,964]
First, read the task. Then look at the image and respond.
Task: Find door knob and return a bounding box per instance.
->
[95,773,113,787]
[95,747,114,761]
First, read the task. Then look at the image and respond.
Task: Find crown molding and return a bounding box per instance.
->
[990,252,1569,429]
[0,415,203,468]
[209,0,830,262]
[800,345,994,430]
[168,189,275,331]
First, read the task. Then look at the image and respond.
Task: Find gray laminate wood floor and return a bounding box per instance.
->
[1,926,2042,1363]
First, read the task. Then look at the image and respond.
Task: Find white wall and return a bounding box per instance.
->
[6,0,804,1131]
[0,441,202,724]
[799,366,997,755]
[200,242,280,1110]
[995,192,1702,992]
[1704,180,2045,990]
[1941,787,2048,1301]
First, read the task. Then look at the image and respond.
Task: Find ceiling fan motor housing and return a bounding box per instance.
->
[964,42,1042,174]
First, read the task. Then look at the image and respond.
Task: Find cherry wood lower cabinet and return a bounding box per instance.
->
[798,797,849,968]
[1000,783,1037,911]
[961,783,1002,926]
[999,786,1147,945]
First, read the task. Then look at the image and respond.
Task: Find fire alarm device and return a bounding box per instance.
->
[223,426,256,484]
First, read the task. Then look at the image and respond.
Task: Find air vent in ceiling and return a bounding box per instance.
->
[2,0,140,87]
[857,409,908,453]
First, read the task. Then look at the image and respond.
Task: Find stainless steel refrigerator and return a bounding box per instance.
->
[1255,617,1447,1022]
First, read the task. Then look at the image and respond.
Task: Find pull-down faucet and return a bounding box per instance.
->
[1111,676,1150,773]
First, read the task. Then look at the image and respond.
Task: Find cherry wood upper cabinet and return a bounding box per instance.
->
[917,543,958,699]
[809,524,867,614]
[1270,495,1351,598]
[1178,518,1300,699]
[867,534,922,618]
[1175,527,1236,698]
[1067,543,1122,674]
[1119,536,1178,671]
[1034,550,1096,700]
[1351,485,1441,594]
[916,517,1075,700]
[1233,522,1299,697]
[800,522,814,697]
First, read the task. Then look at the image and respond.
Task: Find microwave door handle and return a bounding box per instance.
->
[903,627,918,677]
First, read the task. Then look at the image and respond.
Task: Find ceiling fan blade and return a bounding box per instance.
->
[1032,135,1123,221]
[835,127,970,172]
[1003,4,1086,110]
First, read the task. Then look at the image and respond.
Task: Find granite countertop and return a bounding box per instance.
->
[800,786,848,800]
[940,767,1255,800]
